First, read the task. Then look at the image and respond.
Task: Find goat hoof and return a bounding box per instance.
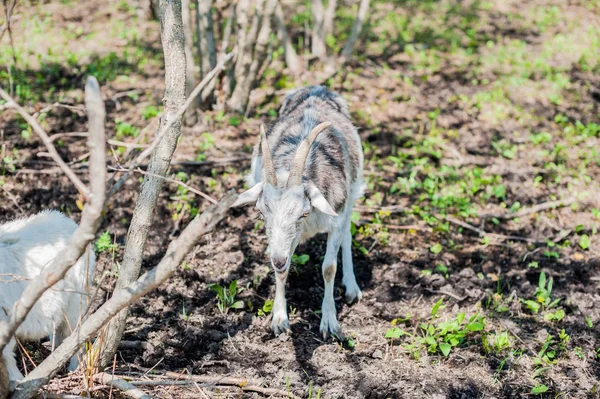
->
[320,319,344,341]
[343,283,363,304]
[271,317,291,336]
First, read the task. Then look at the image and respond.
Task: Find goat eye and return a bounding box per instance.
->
[300,212,309,219]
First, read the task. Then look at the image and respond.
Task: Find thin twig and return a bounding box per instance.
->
[0,87,91,199]
[93,373,151,399]
[479,197,578,220]
[108,165,217,204]
[0,0,16,41]
[107,51,236,199]
[131,366,301,399]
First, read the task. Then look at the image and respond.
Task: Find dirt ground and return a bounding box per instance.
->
[1,0,600,398]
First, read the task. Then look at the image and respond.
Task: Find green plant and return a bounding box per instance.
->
[521,272,561,314]
[257,299,273,317]
[531,384,548,395]
[95,231,118,253]
[483,331,512,354]
[292,254,310,266]
[385,299,485,359]
[195,132,215,161]
[210,280,244,314]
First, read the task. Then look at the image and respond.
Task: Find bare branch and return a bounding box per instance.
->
[0,0,17,42]
[273,1,301,74]
[323,0,337,41]
[311,0,326,58]
[108,165,218,204]
[0,76,106,364]
[228,0,277,113]
[182,0,199,125]
[0,87,91,200]
[478,197,578,220]
[92,373,150,399]
[340,0,370,61]
[11,192,238,399]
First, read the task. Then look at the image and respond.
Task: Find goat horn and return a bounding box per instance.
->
[260,124,278,186]
[287,121,331,187]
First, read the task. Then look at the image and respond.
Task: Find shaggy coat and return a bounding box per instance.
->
[236,85,364,338]
[0,210,96,382]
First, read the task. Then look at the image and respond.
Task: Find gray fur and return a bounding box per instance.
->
[234,86,364,339]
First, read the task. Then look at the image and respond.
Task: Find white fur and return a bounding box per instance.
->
[0,210,96,382]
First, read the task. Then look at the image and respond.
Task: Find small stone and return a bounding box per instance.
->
[278,332,290,342]
[372,349,383,359]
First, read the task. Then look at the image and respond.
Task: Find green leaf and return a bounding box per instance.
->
[439,342,451,356]
[493,184,506,199]
[431,298,444,317]
[579,234,590,250]
[231,300,244,309]
[531,384,548,394]
[430,243,443,254]
[210,283,223,294]
[385,328,405,339]
[262,300,273,313]
[467,322,485,331]
[539,272,546,290]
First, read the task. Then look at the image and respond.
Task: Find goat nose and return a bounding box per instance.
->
[271,256,288,272]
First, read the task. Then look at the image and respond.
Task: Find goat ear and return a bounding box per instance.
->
[307,184,337,216]
[232,181,265,207]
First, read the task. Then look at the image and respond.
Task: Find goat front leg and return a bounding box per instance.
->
[342,215,362,303]
[271,269,291,335]
[320,229,343,340]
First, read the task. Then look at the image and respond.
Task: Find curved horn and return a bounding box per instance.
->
[287,121,331,187]
[260,124,278,186]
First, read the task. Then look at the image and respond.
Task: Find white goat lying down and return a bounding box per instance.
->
[234,86,364,339]
[0,210,96,382]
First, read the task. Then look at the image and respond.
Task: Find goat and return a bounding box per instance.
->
[0,210,96,382]
[233,85,364,339]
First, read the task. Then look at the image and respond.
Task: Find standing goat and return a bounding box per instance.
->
[233,86,364,339]
[0,210,96,382]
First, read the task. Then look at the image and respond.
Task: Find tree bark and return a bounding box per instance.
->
[228,0,276,114]
[182,0,199,125]
[311,0,326,58]
[94,0,187,370]
[227,0,249,96]
[195,0,217,103]
[11,193,237,399]
[323,0,336,41]
[340,0,369,61]
[274,1,301,75]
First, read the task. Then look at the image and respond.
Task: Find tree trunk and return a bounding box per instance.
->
[274,1,301,75]
[228,0,276,114]
[94,0,187,370]
[227,0,249,96]
[182,0,199,125]
[323,0,336,41]
[195,0,217,102]
[340,0,369,60]
[311,0,326,58]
